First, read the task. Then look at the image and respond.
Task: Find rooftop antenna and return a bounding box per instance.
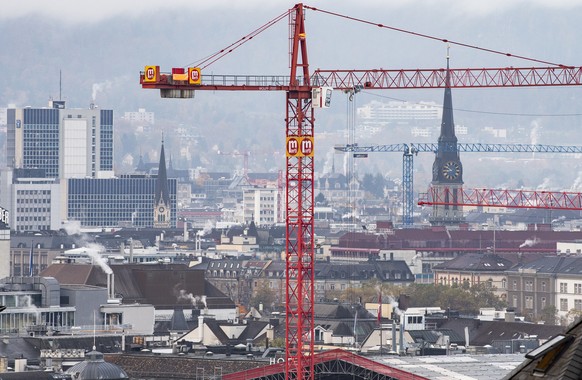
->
[59,70,62,101]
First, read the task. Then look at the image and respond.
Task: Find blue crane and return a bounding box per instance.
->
[335,143,582,226]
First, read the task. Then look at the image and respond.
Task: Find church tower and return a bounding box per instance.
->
[153,139,171,228]
[430,57,465,225]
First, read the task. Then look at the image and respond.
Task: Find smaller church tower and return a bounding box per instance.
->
[154,139,171,228]
[429,55,465,226]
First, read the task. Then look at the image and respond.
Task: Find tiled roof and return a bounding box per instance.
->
[40,264,102,286]
[507,256,582,274]
[439,318,563,347]
[433,253,514,271]
[41,263,234,310]
[337,229,582,251]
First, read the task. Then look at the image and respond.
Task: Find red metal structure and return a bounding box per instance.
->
[139,4,582,380]
[419,186,582,210]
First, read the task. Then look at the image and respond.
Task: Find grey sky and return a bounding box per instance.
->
[4,0,582,23]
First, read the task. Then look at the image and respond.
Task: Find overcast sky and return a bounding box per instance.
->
[4,0,582,23]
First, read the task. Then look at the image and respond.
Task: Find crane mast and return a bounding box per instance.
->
[139,4,582,380]
[285,5,315,380]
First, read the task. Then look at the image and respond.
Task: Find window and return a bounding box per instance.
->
[560,283,568,293]
[501,279,507,289]
[541,281,547,292]
[525,281,533,291]
[575,284,582,294]
[560,298,568,311]
[541,297,546,309]
[513,280,517,291]
[512,295,518,308]
[576,300,582,311]
[525,296,533,309]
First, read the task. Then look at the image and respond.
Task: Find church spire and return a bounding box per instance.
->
[439,48,456,142]
[154,138,171,228]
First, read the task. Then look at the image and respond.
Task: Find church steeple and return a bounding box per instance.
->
[429,52,464,226]
[439,55,457,142]
[154,137,171,228]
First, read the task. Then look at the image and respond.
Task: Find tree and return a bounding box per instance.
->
[361,173,385,198]
[404,283,506,315]
[539,305,558,325]
[250,280,277,311]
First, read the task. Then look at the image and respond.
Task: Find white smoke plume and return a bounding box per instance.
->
[92,80,113,103]
[536,177,553,191]
[520,237,540,248]
[177,290,207,308]
[197,220,214,236]
[570,171,582,191]
[323,147,335,175]
[530,119,542,146]
[84,243,113,275]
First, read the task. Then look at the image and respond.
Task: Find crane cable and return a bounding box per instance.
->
[303,5,570,68]
[184,8,292,70]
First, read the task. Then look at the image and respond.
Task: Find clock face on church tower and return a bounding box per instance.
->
[442,161,461,180]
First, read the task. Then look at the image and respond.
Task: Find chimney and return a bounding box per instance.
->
[198,315,205,343]
[107,273,115,299]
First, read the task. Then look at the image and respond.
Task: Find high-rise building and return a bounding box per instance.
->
[3,101,114,231]
[430,60,464,225]
[6,101,114,179]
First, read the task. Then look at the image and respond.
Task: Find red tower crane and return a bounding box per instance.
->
[139,4,582,380]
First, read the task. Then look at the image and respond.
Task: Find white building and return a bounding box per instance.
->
[0,169,64,232]
[243,187,279,226]
[358,100,441,123]
[124,108,154,124]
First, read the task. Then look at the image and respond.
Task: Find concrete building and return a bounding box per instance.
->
[243,187,279,226]
[7,101,113,179]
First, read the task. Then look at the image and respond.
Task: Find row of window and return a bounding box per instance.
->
[17,190,51,195]
[515,281,582,293]
[16,216,48,221]
[511,295,582,312]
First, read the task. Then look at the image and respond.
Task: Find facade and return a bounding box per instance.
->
[506,256,582,324]
[314,260,415,302]
[0,276,76,335]
[66,175,177,228]
[7,101,113,179]
[6,172,63,231]
[243,187,279,226]
[432,253,514,298]
[429,61,464,225]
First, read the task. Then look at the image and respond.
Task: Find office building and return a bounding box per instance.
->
[66,175,176,228]
[6,100,113,179]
